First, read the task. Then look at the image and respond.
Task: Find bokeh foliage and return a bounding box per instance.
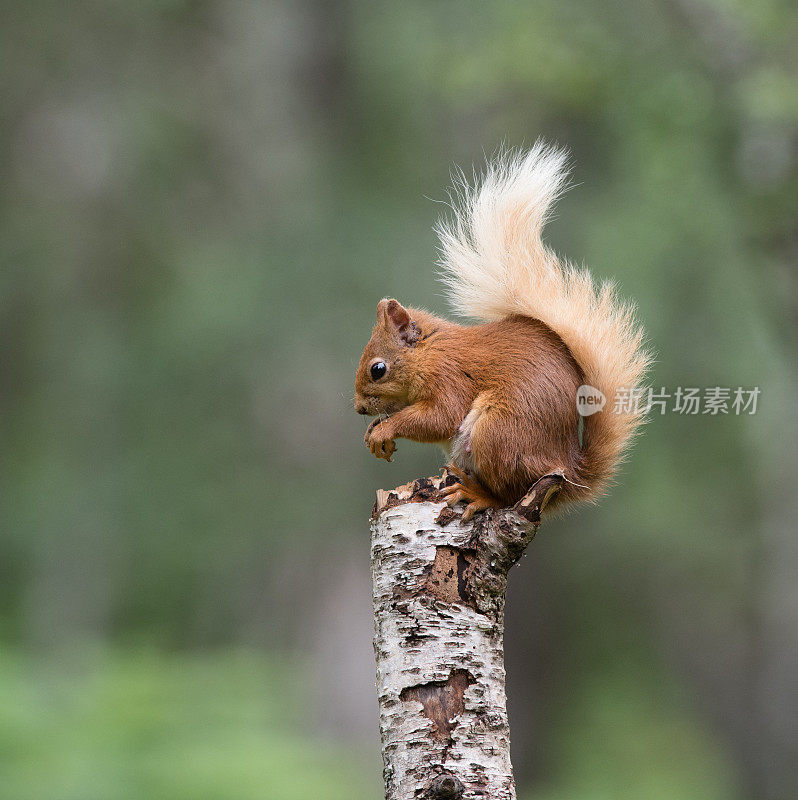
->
[1,0,796,798]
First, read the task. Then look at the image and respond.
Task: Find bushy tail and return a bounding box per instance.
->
[436,142,652,498]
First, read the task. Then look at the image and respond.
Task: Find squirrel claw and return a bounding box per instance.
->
[461,498,492,522]
[383,439,396,460]
[445,488,465,507]
[443,484,493,521]
[365,423,396,461]
[440,466,500,522]
[372,440,395,461]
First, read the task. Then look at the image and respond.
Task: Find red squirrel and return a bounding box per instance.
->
[354,143,651,520]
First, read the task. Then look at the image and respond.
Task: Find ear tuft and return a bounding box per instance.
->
[378,298,420,346]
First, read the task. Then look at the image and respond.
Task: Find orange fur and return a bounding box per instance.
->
[354,145,651,515]
[356,310,586,511]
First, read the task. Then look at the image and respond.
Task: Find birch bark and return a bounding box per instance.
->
[371,472,562,800]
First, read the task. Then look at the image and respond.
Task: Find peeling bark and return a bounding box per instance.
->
[371,471,563,799]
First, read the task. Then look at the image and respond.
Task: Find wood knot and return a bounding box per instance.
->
[429,773,464,799]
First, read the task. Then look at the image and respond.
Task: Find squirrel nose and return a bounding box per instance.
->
[355,401,368,415]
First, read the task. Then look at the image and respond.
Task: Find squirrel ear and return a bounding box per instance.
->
[378,298,420,346]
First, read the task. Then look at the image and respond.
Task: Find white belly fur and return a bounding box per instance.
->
[448,403,482,476]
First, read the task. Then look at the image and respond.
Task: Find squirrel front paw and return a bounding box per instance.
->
[364,420,396,461]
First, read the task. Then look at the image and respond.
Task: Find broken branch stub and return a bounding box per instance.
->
[371,471,561,799]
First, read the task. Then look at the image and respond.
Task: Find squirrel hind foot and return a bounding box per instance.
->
[441,464,502,522]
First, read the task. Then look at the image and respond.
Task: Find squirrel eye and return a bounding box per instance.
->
[370,361,387,381]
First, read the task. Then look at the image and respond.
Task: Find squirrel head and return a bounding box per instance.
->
[354,299,422,417]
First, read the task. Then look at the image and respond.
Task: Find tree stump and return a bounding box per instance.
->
[371,470,563,799]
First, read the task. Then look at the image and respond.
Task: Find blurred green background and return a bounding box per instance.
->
[1,1,797,798]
